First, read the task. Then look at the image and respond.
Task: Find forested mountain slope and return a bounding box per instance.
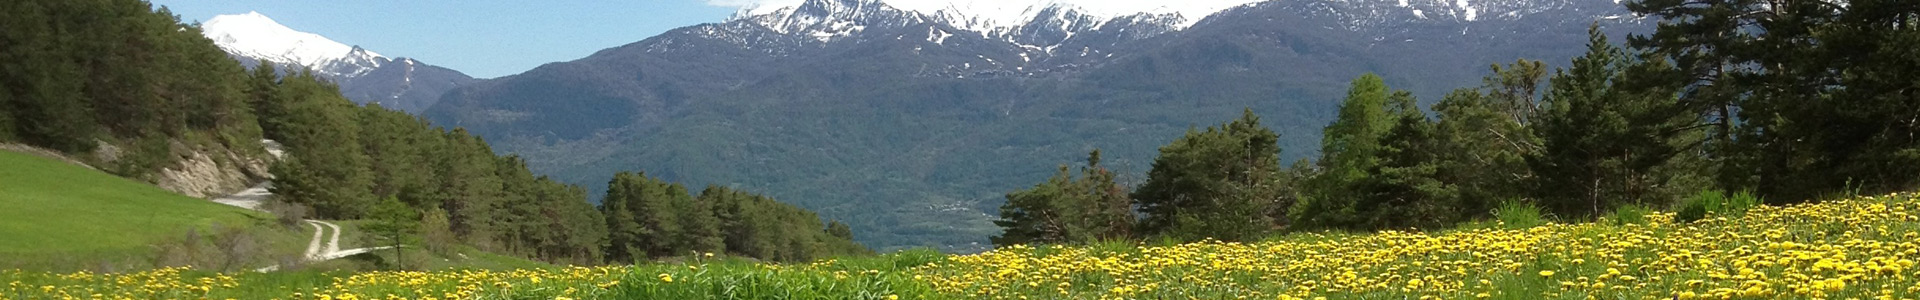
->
[424,0,1648,251]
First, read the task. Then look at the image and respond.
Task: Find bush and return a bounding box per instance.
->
[1493,200,1546,229]
[260,199,310,229]
[1675,190,1761,223]
[149,222,293,272]
[1605,204,1652,226]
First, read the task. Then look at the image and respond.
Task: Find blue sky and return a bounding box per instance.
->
[151,1,742,78]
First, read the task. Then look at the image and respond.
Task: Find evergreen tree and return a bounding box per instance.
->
[994,165,1075,245]
[826,220,854,240]
[363,195,420,269]
[993,149,1132,246]
[0,0,98,152]
[1076,150,1135,241]
[1428,62,1547,219]
[359,105,438,207]
[601,172,686,259]
[434,129,503,248]
[247,64,288,141]
[1359,91,1453,229]
[1626,0,1920,201]
[1530,27,1702,217]
[493,155,539,255]
[676,187,725,256]
[1135,110,1283,241]
[550,182,608,264]
[267,73,374,219]
[602,173,645,262]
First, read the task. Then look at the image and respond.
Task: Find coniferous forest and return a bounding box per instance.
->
[0,0,866,266]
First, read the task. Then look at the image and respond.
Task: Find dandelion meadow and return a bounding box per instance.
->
[7,193,1918,299]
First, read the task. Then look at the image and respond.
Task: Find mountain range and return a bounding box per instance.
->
[209,0,1650,252]
[201,12,477,113]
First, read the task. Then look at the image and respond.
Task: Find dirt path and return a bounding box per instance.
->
[303,221,325,259]
[212,182,396,271]
[314,220,343,256]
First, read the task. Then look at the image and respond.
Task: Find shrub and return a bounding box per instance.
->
[149,222,287,272]
[1493,200,1546,229]
[1605,204,1651,226]
[260,199,310,229]
[1725,190,1760,217]
[1675,190,1761,223]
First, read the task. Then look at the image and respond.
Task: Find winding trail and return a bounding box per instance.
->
[212,182,395,271]
[303,221,325,259]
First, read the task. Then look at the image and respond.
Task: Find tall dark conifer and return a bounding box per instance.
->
[1135,109,1282,241]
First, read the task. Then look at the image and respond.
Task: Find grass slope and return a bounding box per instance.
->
[0,149,274,256]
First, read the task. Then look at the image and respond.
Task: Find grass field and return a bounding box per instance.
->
[0,149,302,270]
[4,190,1918,299]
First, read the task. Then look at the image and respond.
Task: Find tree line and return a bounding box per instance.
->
[1,0,867,266]
[603,172,870,262]
[997,0,1920,244]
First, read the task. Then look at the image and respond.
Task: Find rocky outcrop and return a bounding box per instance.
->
[153,140,276,199]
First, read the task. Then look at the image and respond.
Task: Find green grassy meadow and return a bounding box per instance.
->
[0,149,301,270]
[6,193,1918,299]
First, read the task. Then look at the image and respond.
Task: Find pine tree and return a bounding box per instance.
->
[1360,91,1453,229]
[1428,62,1547,219]
[600,172,690,259]
[1135,109,1282,241]
[267,73,374,219]
[359,105,436,207]
[642,181,689,257]
[492,155,539,255]
[993,166,1073,245]
[1626,0,1920,201]
[363,195,420,269]
[1530,27,1702,217]
[0,0,98,152]
[677,187,725,256]
[551,182,607,264]
[435,129,503,247]
[602,173,645,263]
[1075,150,1134,241]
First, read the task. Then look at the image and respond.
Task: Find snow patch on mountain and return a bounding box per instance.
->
[202,11,385,77]
[727,0,1260,32]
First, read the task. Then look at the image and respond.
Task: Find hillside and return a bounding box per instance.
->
[0,149,301,269]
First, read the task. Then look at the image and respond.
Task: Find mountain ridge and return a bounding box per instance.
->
[202,12,478,113]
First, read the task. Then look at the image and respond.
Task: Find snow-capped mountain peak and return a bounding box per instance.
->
[202,11,385,77]
[733,0,1253,35]
[736,0,925,42]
